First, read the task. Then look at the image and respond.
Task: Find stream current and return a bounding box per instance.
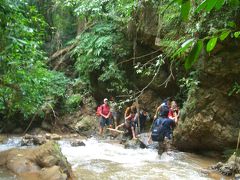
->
[0,136,227,180]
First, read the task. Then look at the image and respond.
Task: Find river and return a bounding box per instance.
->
[0,136,227,180]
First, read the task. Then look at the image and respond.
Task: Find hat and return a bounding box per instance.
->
[104,98,108,102]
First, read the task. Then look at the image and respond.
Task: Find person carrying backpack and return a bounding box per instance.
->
[153,98,171,120]
[148,105,177,144]
[98,98,112,136]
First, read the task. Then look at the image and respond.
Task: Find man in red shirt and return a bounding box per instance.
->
[99,98,112,136]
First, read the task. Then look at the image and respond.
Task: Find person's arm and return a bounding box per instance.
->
[176,109,180,118]
[154,105,161,119]
[125,114,132,122]
[100,105,105,117]
[106,111,111,118]
[173,116,178,124]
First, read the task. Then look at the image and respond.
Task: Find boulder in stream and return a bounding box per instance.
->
[21,134,47,146]
[211,154,240,176]
[124,138,147,149]
[70,139,85,147]
[0,141,75,179]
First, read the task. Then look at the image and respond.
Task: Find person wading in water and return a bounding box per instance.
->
[115,105,138,140]
[99,98,112,136]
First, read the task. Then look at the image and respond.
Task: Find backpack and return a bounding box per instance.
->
[151,118,166,142]
[96,105,103,117]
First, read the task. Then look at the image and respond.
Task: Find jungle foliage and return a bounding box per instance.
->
[0,0,240,129]
[0,0,68,125]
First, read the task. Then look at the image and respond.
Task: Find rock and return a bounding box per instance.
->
[75,115,96,132]
[0,134,7,143]
[32,135,47,145]
[174,49,240,151]
[219,162,235,176]
[235,174,240,180]
[39,166,68,180]
[41,121,52,131]
[124,138,147,149]
[21,134,47,146]
[0,141,75,179]
[211,154,240,176]
[70,140,85,147]
[37,155,58,167]
[211,162,224,170]
[45,133,62,140]
[21,138,33,146]
[51,134,62,140]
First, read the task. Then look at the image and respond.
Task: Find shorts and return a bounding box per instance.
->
[100,116,111,128]
[124,120,136,129]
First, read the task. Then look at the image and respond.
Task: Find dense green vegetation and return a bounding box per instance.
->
[0,0,239,131]
[0,0,69,129]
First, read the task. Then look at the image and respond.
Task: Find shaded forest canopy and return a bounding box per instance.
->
[0,0,240,133]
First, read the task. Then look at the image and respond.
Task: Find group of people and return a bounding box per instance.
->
[148,98,180,143]
[97,97,180,144]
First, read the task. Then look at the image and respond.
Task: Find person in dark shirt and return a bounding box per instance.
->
[148,105,177,144]
[134,109,150,133]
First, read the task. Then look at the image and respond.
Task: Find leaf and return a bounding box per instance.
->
[227,21,236,28]
[195,0,207,13]
[234,31,240,38]
[214,0,225,10]
[180,0,190,21]
[172,38,194,57]
[206,37,217,52]
[205,0,217,12]
[184,40,203,70]
[219,30,230,41]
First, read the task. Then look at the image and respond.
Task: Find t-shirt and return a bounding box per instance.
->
[168,108,179,119]
[101,104,110,116]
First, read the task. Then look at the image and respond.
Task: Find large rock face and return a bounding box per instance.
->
[174,45,240,151]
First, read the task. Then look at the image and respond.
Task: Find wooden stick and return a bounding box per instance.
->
[107,128,124,134]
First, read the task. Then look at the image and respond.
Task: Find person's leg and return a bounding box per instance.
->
[99,117,105,136]
[131,126,137,139]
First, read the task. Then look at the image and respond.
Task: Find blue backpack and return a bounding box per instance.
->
[151,118,166,142]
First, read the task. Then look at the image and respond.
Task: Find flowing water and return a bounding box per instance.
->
[0,136,227,180]
[59,138,225,180]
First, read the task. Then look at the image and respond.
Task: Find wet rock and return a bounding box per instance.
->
[235,174,240,180]
[75,115,96,132]
[0,141,75,179]
[70,140,85,147]
[21,134,47,146]
[51,134,62,140]
[45,133,62,140]
[0,134,7,143]
[39,166,68,180]
[124,138,147,149]
[211,154,240,176]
